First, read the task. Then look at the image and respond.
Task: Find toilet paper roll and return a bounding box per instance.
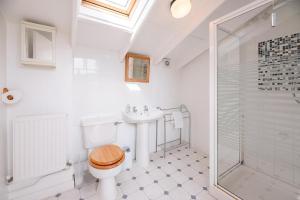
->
[1,90,22,104]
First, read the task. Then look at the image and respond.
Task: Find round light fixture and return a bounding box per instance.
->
[170,0,192,19]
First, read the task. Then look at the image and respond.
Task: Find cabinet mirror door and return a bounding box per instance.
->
[125,53,150,83]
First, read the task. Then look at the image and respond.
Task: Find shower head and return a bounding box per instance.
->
[271,0,276,27]
[271,12,277,27]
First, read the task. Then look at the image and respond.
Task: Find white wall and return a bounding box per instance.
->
[5,19,73,176]
[0,11,8,200]
[179,51,210,154]
[71,46,182,164]
[3,18,182,178]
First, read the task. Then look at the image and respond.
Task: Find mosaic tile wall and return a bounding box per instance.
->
[258,33,300,92]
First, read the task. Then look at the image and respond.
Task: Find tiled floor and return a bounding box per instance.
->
[44,145,216,200]
[219,165,300,200]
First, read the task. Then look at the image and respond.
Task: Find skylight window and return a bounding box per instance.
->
[79,0,153,32]
[82,0,137,16]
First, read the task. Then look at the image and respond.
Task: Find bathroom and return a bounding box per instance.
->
[0,0,299,200]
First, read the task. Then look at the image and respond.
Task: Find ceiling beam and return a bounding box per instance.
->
[119,0,158,62]
[71,0,80,47]
[153,0,226,65]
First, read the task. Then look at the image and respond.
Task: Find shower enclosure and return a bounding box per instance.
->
[209,0,300,199]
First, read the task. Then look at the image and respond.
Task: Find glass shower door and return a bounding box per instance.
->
[216,28,242,177]
[213,0,300,199]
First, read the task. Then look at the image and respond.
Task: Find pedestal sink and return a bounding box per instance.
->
[122,107,163,167]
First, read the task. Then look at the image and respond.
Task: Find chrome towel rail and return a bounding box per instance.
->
[156,104,191,158]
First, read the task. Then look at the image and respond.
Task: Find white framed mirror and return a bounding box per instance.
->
[21,21,56,67]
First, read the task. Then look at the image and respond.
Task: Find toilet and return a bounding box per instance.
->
[81,115,125,200]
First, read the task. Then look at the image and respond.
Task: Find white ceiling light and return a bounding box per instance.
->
[170,0,192,19]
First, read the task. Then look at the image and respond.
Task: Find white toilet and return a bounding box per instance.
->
[81,115,125,200]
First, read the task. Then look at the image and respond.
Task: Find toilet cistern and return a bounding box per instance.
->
[122,105,163,167]
[81,115,125,200]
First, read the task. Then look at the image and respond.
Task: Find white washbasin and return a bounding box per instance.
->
[122,109,163,124]
[122,107,163,167]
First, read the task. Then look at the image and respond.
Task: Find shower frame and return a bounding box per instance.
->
[208,0,273,199]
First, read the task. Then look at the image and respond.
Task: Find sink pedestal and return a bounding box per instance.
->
[122,108,163,168]
[136,123,150,167]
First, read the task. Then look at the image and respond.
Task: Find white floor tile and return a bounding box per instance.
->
[169,187,191,200]
[144,162,157,171]
[173,152,188,159]
[130,164,146,176]
[158,177,178,191]
[182,156,197,164]
[117,169,133,183]
[86,194,99,200]
[81,172,97,186]
[156,195,173,200]
[153,158,169,167]
[171,171,189,184]
[41,197,57,200]
[144,183,164,199]
[164,155,178,162]
[193,173,209,187]
[150,151,164,160]
[58,189,80,200]
[79,183,97,199]
[189,150,206,158]
[135,174,154,187]
[182,180,203,196]
[197,191,216,200]
[49,146,215,200]
[172,158,189,169]
[127,191,149,200]
[181,167,199,178]
[190,159,209,172]
[120,179,139,195]
[161,164,177,174]
[149,168,167,180]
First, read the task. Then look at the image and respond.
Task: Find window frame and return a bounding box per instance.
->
[82,0,137,17]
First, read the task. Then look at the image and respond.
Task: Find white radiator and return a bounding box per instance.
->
[12,114,67,182]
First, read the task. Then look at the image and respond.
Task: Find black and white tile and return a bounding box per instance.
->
[258,32,300,92]
[42,145,214,200]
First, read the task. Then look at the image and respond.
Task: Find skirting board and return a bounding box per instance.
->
[8,167,74,200]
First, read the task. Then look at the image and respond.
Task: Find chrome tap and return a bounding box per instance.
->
[132,106,138,113]
[125,104,131,113]
[144,105,149,112]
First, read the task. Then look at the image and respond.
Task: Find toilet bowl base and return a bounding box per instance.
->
[96,177,117,200]
[88,161,124,200]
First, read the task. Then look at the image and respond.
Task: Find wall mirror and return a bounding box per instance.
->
[21,21,56,67]
[125,53,150,83]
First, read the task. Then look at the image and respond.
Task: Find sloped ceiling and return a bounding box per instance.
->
[127,0,226,63]
[72,0,228,62]
[166,0,256,69]
[0,0,256,69]
[75,18,132,51]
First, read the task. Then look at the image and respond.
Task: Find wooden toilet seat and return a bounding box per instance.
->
[89,144,125,170]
